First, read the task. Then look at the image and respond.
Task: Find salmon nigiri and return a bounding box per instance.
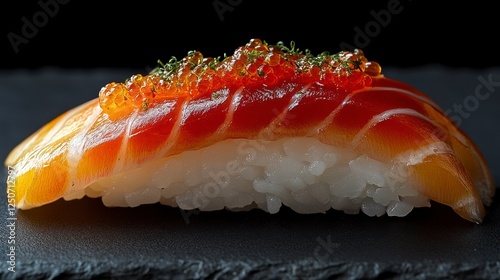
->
[5,39,495,223]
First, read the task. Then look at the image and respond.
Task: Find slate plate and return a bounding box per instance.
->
[1,67,499,279]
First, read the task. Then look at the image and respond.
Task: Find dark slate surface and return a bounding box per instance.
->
[1,67,499,279]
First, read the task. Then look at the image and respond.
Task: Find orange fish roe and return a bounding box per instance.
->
[98,39,383,118]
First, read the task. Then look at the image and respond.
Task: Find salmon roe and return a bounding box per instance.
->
[98,39,383,117]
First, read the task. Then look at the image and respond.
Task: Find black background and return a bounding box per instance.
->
[2,0,499,70]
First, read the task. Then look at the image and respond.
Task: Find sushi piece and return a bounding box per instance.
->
[4,39,495,223]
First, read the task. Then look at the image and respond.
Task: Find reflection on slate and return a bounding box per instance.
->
[0,67,499,279]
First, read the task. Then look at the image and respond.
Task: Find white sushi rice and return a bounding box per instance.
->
[74,137,431,218]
